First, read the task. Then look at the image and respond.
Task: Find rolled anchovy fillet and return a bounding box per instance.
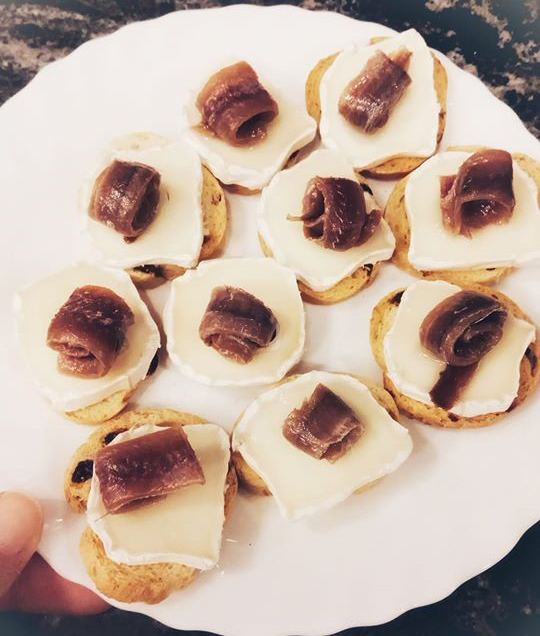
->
[199,286,278,364]
[47,285,135,378]
[420,290,507,409]
[94,427,205,515]
[338,48,412,133]
[196,61,279,146]
[440,149,515,237]
[296,176,381,250]
[283,383,364,462]
[89,159,161,243]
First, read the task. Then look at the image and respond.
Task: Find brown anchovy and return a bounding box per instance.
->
[440,149,515,237]
[283,384,364,463]
[420,291,507,409]
[47,285,134,378]
[89,159,161,243]
[338,48,412,133]
[429,364,479,412]
[196,61,279,146]
[292,176,381,250]
[94,427,205,515]
[199,286,278,364]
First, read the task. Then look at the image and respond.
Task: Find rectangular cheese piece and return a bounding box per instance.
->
[383,280,536,417]
[320,29,440,169]
[258,149,395,291]
[183,84,316,190]
[85,141,204,268]
[14,263,159,412]
[233,371,412,520]
[164,258,305,387]
[405,152,540,270]
[87,423,230,570]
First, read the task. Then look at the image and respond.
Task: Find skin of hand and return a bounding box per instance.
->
[0,492,108,614]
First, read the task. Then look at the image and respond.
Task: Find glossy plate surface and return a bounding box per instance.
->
[0,5,539,635]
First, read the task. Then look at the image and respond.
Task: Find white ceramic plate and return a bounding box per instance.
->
[1,5,539,635]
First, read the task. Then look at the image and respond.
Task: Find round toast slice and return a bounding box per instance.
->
[65,408,237,604]
[63,351,159,425]
[258,235,380,304]
[370,285,540,428]
[65,389,135,426]
[128,166,228,289]
[232,374,399,495]
[384,149,540,285]
[305,38,448,180]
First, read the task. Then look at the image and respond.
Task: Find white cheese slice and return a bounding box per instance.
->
[87,423,230,569]
[182,68,317,190]
[232,371,412,520]
[83,134,204,269]
[258,148,395,291]
[319,29,440,169]
[164,258,305,387]
[405,151,540,270]
[14,263,160,412]
[384,280,536,417]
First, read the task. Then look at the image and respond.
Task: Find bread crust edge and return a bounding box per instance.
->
[369,285,540,428]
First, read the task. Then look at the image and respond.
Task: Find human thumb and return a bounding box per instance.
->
[0,493,43,598]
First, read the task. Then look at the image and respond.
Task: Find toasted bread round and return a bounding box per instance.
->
[385,149,540,285]
[370,285,540,429]
[305,38,448,180]
[305,53,339,124]
[128,166,228,289]
[232,374,399,496]
[63,352,159,425]
[79,527,195,605]
[258,235,380,304]
[66,408,238,604]
[65,389,134,426]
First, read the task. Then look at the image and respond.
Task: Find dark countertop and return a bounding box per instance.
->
[1,1,539,635]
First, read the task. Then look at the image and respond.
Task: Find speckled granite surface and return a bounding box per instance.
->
[1,1,539,635]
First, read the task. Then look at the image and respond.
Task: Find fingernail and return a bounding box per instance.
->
[0,493,43,556]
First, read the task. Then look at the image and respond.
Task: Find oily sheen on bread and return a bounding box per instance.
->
[305,38,448,180]
[232,374,399,494]
[384,148,540,285]
[128,165,228,289]
[65,408,237,604]
[369,285,540,428]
